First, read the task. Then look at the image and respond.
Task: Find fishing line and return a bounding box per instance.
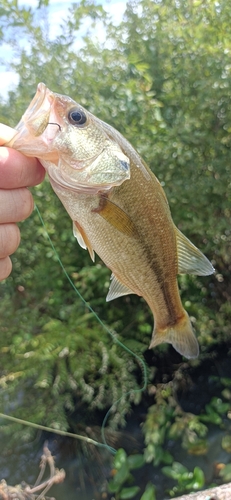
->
[35,204,148,454]
[0,413,107,449]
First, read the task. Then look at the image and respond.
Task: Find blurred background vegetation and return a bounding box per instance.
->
[0,0,230,498]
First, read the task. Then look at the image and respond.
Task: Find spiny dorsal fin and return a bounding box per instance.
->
[106,273,135,302]
[175,227,214,276]
[93,195,137,238]
[73,221,95,262]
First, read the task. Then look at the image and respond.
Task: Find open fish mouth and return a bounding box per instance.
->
[20,82,52,134]
[6,83,58,156]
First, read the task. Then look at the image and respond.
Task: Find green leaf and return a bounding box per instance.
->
[192,466,205,489]
[38,0,49,6]
[140,483,156,500]
[120,486,141,499]
[162,462,188,480]
[200,410,222,425]
[222,435,231,453]
[219,464,231,482]
[108,462,130,493]
[211,397,230,415]
[221,378,231,388]
[108,480,121,494]
[127,454,145,470]
[162,450,173,465]
[152,445,165,466]
[114,448,128,469]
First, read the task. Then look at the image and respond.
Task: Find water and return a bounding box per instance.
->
[0,348,231,499]
[0,432,113,500]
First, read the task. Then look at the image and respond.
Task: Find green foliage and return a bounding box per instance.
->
[0,294,143,442]
[200,396,230,425]
[140,484,156,500]
[222,435,231,453]
[143,386,175,466]
[219,463,231,483]
[162,462,205,497]
[143,380,231,464]
[143,384,207,464]
[108,448,156,500]
[106,376,231,498]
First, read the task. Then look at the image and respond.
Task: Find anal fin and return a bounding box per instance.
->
[106,273,135,302]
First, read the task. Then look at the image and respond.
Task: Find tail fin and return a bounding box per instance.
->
[149,311,199,359]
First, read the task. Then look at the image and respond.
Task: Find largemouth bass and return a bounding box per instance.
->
[7,83,214,358]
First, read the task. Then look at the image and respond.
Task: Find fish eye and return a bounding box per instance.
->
[68,107,87,126]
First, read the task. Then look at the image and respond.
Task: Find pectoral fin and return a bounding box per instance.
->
[93,196,137,238]
[106,273,135,302]
[73,221,95,262]
[175,227,214,276]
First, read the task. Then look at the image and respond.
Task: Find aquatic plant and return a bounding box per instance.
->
[162,462,205,497]
[108,448,156,500]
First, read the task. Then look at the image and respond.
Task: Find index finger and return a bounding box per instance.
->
[0,124,45,188]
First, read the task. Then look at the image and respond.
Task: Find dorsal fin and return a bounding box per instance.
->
[106,273,135,302]
[73,221,95,262]
[175,227,214,276]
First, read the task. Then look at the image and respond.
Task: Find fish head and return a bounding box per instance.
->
[8,82,130,193]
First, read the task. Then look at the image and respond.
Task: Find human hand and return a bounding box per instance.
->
[0,124,45,281]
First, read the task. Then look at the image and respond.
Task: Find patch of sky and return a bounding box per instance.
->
[0,0,126,100]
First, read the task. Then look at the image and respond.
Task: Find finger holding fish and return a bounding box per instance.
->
[0,222,21,281]
[0,188,34,224]
[0,124,45,188]
[0,223,20,258]
[0,123,45,281]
